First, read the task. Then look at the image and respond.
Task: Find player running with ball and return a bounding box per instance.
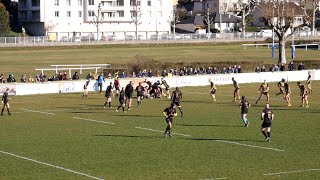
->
[256,80,270,104]
[163,103,177,138]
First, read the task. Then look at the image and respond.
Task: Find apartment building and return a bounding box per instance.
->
[18,0,173,40]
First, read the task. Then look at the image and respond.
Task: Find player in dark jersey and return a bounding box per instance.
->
[161,78,171,99]
[114,77,120,96]
[232,77,240,102]
[163,103,177,138]
[144,79,152,94]
[256,80,270,104]
[209,79,217,102]
[1,88,11,116]
[261,104,274,142]
[171,87,184,117]
[82,80,89,97]
[284,82,291,107]
[116,87,126,113]
[136,82,145,107]
[276,78,285,98]
[125,81,134,110]
[103,82,114,109]
[239,96,250,127]
[297,82,309,108]
[306,71,312,94]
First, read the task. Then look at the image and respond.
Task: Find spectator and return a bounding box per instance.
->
[233,65,238,73]
[161,70,167,77]
[297,62,304,70]
[255,66,261,73]
[35,74,41,82]
[21,74,27,82]
[227,67,233,74]
[213,67,218,74]
[0,74,5,83]
[280,64,286,71]
[288,61,294,71]
[147,70,153,77]
[72,72,80,80]
[261,66,266,72]
[54,74,59,81]
[107,73,112,79]
[86,72,93,80]
[273,64,279,72]
[237,65,242,73]
[221,67,226,74]
[62,71,68,80]
[7,74,16,83]
[40,73,46,82]
[58,72,63,80]
[28,75,35,83]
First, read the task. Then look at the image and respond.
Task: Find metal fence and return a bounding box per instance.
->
[0,31,319,47]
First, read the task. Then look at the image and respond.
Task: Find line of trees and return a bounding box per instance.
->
[0,1,10,37]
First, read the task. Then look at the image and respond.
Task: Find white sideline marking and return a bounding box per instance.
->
[73,117,115,125]
[135,127,191,137]
[199,177,227,180]
[20,108,55,116]
[264,169,320,176]
[216,140,284,152]
[0,150,104,180]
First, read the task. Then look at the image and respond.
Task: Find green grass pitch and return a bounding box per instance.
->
[0,81,319,179]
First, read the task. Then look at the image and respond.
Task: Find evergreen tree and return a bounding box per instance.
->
[0,2,10,36]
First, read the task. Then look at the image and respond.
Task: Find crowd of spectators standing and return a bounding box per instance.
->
[0,62,310,84]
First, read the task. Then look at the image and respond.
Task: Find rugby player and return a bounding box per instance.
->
[144,79,152,94]
[103,82,114,109]
[125,81,134,110]
[161,78,171,99]
[1,88,11,116]
[232,77,240,102]
[256,80,270,104]
[116,87,126,112]
[297,82,309,108]
[136,82,145,107]
[284,82,291,106]
[209,79,217,102]
[114,77,120,96]
[306,71,312,94]
[171,87,184,117]
[276,78,285,98]
[261,104,274,142]
[97,73,105,94]
[163,103,177,138]
[82,80,89,97]
[239,96,250,127]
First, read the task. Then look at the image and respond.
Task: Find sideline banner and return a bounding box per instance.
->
[0,85,16,95]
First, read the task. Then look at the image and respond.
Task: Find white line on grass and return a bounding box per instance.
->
[135,127,191,137]
[216,140,284,152]
[264,168,320,176]
[20,108,55,116]
[11,101,41,104]
[73,117,115,125]
[0,150,104,180]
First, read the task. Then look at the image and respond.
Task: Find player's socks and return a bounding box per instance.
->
[1,108,4,115]
[267,132,270,138]
[178,107,184,117]
[104,102,108,106]
[109,102,111,108]
[7,109,11,115]
[261,131,267,139]
[122,107,125,112]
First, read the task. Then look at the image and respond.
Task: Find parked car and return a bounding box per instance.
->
[257,29,273,38]
[108,35,119,41]
[150,34,161,40]
[71,37,81,42]
[60,36,69,42]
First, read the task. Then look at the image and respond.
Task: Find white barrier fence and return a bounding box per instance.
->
[0,70,317,96]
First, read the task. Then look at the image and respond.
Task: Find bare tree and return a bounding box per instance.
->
[311,0,320,36]
[169,6,180,40]
[131,3,142,40]
[259,0,310,64]
[236,0,257,37]
[91,3,103,41]
[204,7,213,34]
[44,21,56,38]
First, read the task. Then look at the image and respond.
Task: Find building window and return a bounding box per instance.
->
[78,11,82,17]
[147,11,152,17]
[32,11,40,20]
[158,11,162,17]
[147,0,151,6]
[88,0,94,5]
[88,10,95,17]
[32,0,40,7]
[78,0,82,6]
[117,11,124,17]
[55,11,59,17]
[67,11,71,17]
[54,0,59,6]
[130,11,137,18]
[66,0,71,6]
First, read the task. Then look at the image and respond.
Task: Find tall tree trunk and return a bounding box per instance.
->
[242,9,246,38]
[278,35,287,64]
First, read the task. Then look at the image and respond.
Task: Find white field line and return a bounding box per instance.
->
[20,108,55,116]
[199,177,227,180]
[11,101,41,104]
[135,127,191,137]
[216,140,284,152]
[0,150,104,180]
[73,117,115,125]
[264,168,320,176]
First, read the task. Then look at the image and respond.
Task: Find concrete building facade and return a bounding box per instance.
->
[18,0,173,40]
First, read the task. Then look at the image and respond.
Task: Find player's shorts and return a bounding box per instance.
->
[115,86,120,91]
[307,84,311,89]
[107,97,112,102]
[119,99,125,105]
[126,94,132,99]
[262,91,269,95]
[165,87,170,91]
[210,89,216,94]
[173,101,180,107]
[98,83,102,87]
[241,109,248,114]
[262,122,271,128]
[105,94,111,98]
[302,93,308,98]
[286,92,291,96]
[137,92,144,97]
[165,117,173,124]
[234,88,240,91]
